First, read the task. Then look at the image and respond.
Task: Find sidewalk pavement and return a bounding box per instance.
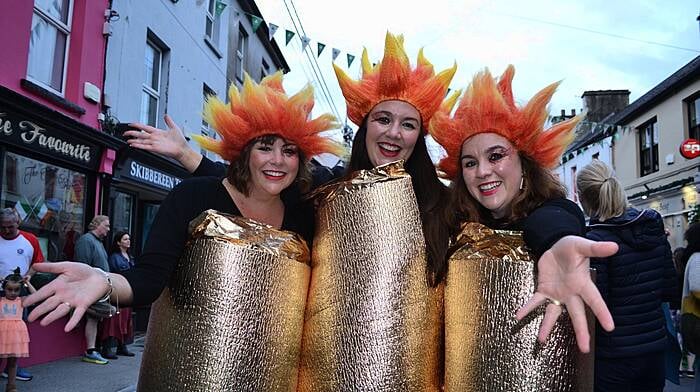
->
[10,334,697,391]
[15,335,144,392]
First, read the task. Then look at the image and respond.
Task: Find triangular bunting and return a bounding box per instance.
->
[301,36,311,51]
[214,0,227,16]
[250,15,263,33]
[332,48,340,61]
[317,42,326,57]
[268,23,278,41]
[285,30,295,46]
[347,53,356,68]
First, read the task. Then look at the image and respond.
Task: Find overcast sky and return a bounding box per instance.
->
[255,0,699,158]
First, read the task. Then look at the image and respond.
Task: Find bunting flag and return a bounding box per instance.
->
[250,15,263,33]
[268,23,278,41]
[301,36,311,51]
[317,42,326,57]
[285,30,295,46]
[332,48,340,61]
[214,0,227,17]
[347,53,356,68]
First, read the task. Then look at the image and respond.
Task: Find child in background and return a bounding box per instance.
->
[1,267,35,392]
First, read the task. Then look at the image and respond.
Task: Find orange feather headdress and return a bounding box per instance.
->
[333,32,458,128]
[429,65,580,178]
[193,71,345,162]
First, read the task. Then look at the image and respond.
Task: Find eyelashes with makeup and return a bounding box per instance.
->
[256,145,298,157]
[372,116,417,130]
[462,151,509,168]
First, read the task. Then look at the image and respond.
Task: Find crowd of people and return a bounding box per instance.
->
[0,32,692,391]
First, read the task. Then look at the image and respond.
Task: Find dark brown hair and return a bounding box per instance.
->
[348,117,449,287]
[227,135,312,196]
[446,152,566,231]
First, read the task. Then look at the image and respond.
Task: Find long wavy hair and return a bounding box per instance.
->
[348,116,450,287]
[445,152,566,232]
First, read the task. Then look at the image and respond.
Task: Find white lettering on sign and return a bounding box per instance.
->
[0,113,92,163]
[129,161,182,190]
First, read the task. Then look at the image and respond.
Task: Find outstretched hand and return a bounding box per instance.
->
[124,114,189,160]
[23,262,109,332]
[515,235,618,352]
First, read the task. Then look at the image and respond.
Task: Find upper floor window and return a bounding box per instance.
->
[235,26,248,84]
[205,0,222,48]
[687,93,700,140]
[261,59,270,81]
[201,84,217,160]
[27,0,72,95]
[638,118,659,176]
[140,40,163,127]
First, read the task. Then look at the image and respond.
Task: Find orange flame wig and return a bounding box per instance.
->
[193,71,344,162]
[333,32,458,128]
[430,65,580,178]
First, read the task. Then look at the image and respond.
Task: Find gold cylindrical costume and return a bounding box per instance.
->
[298,162,443,391]
[444,223,593,392]
[137,210,311,392]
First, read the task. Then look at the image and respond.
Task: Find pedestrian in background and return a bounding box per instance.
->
[681,222,700,389]
[74,215,111,365]
[0,268,36,392]
[576,160,676,392]
[0,208,42,383]
[101,231,135,359]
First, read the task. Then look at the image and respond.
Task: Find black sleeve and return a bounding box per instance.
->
[122,182,193,306]
[522,198,586,258]
[192,156,227,178]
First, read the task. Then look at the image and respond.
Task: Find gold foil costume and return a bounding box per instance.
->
[138,210,310,392]
[444,223,593,392]
[298,162,443,391]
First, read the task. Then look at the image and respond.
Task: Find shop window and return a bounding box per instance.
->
[27,0,72,94]
[638,118,659,176]
[111,191,134,236]
[1,152,87,261]
[687,93,700,140]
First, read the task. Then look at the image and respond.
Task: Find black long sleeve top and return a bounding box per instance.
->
[122,176,314,307]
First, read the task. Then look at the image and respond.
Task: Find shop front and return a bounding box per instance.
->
[0,86,121,365]
[108,148,188,331]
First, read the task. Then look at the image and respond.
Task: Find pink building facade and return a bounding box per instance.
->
[0,0,121,366]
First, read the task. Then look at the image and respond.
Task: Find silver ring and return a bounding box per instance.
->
[63,302,71,308]
[548,299,562,306]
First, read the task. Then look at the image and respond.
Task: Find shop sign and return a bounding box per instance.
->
[124,159,182,191]
[680,138,700,159]
[0,111,99,168]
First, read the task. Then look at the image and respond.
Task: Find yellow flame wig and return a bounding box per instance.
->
[193,71,344,162]
[430,65,580,178]
[333,32,458,128]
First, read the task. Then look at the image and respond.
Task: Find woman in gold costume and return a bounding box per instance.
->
[22,71,343,328]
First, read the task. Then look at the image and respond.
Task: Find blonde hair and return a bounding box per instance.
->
[88,215,109,231]
[576,160,627,221]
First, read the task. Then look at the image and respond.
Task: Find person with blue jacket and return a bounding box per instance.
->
[577,160,676,392]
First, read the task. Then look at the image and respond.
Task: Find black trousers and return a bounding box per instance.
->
[594,351,665,392]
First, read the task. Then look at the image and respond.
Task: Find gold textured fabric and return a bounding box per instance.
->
[137,210,311,392]
[299,161,443,391]
[444,223,593,392]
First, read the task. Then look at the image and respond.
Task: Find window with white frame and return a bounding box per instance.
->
[261,59,270,81]
[687,93,700,141]
[205,0,221,47]
[201,84,217,159]
[27,0,72,94]
[235,26,248,84]
[140,40,162,127]
[638,118,659,176]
